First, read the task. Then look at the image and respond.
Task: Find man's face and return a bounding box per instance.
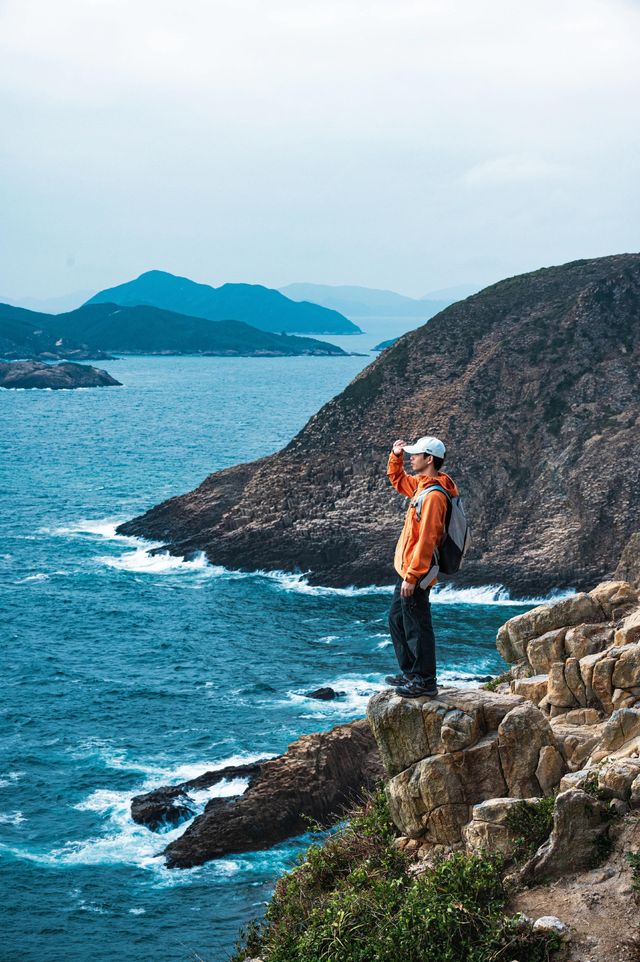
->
[409,451,431,472]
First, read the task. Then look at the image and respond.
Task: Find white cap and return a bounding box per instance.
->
[403,436,446,459]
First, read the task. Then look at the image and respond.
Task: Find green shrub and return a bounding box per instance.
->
[503,795,556,861]
[625,851,640,891]
[231,789,559,962]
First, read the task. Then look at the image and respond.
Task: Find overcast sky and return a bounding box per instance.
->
[1,0,639,300]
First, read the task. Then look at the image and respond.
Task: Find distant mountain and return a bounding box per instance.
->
[279,283,451,319]
[3,290,94,314]
[0,301,347,358]
[85,271,361,335]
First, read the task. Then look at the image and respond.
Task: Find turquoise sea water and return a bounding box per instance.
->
[2,354,536,962]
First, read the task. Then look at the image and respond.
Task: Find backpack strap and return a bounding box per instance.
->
[412,484,452,523]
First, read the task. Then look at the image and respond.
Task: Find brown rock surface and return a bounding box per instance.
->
[117,254,640,595]
[160,719,382,868]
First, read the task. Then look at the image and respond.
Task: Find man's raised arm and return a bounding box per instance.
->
[387,439,419,497]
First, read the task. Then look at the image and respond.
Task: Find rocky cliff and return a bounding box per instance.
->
[366,580,640,960]
[118,253,640,595]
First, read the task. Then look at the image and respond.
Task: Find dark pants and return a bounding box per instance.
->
[388,578,436,685]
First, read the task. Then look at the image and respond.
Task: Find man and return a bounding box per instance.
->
[386,435,459,698]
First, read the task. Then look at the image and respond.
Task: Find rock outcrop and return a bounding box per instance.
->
[132,719,383,869]
[367,579,640,887]
[118,253,640,595]
[0,359,121,389]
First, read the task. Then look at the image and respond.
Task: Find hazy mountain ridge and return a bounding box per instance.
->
[86,270,362,335]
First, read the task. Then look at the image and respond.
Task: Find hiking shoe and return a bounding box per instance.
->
[395,679,439,699]
[385,673,412,686]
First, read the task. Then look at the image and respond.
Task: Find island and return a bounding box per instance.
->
[0,360,122,389]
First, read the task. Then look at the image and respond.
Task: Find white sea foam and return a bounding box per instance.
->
[376,640,392,649]
[0,771,24,788]
[264,571,393,597]
[97,547,218,576]
[43,518,133,540]
[0,811,25,826]
[14,573,49,584]
[288,675,386,719]
[431,584,575,606]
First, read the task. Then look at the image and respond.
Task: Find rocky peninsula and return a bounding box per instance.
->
[117,252,640,597]
[0,360,121,389]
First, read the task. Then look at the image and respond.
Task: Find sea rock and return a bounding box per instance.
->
[306,687,340,700]
[520,789,609,883]
[547,662,578,709]
[160,719,382,868]
[463,797,540,858]
[0,359,121,389]
[592,657,616,713]
[131,762,263,830]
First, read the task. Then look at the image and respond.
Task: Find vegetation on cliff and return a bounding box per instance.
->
[232,789,559,962]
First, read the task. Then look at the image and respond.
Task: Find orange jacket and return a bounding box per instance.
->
[387,450,459,586]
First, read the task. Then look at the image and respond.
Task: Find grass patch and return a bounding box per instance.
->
[504,796,556,861]
[231,788,560,962]
[625,851,640,891]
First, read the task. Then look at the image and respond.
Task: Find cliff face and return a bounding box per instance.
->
[119,254,640,595]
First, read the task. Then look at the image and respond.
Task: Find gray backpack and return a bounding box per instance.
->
[412,484,470,580]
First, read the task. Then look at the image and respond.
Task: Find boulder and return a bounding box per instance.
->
[306,687,340,700]
[547,662,578,709]
[527,630,567,675]
[366,688,522,777]
[596,758,640,800]
[535,745,566,793]
[531,917,571,941]
[497,703,555,796]
[564,623,614,661]
[578,650,608,703]
[520,789,609,882]
[611,643,640,689]
[564,657,587,707]
[551,720,606,771]
[592,657,616,713]
[612,687,640,709]
[588,708,640,763]
[561,707,602,726]
[511,674,548,705]
[631,774,640,807]
[614,609,640,648]
[463,797,540,858]
[589,580,639,620]
[498,594,606,667]
[385,730,510,845]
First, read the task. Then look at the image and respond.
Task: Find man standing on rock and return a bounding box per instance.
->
[386,436,458,698]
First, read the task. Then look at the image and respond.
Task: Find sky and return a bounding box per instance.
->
[1,0,639,301]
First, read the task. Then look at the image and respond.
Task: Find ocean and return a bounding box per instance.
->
[2,352,546,962]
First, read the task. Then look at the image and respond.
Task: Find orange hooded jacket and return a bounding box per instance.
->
[387,450,459,587]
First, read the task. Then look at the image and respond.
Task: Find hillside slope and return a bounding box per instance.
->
[118,254,640,595]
